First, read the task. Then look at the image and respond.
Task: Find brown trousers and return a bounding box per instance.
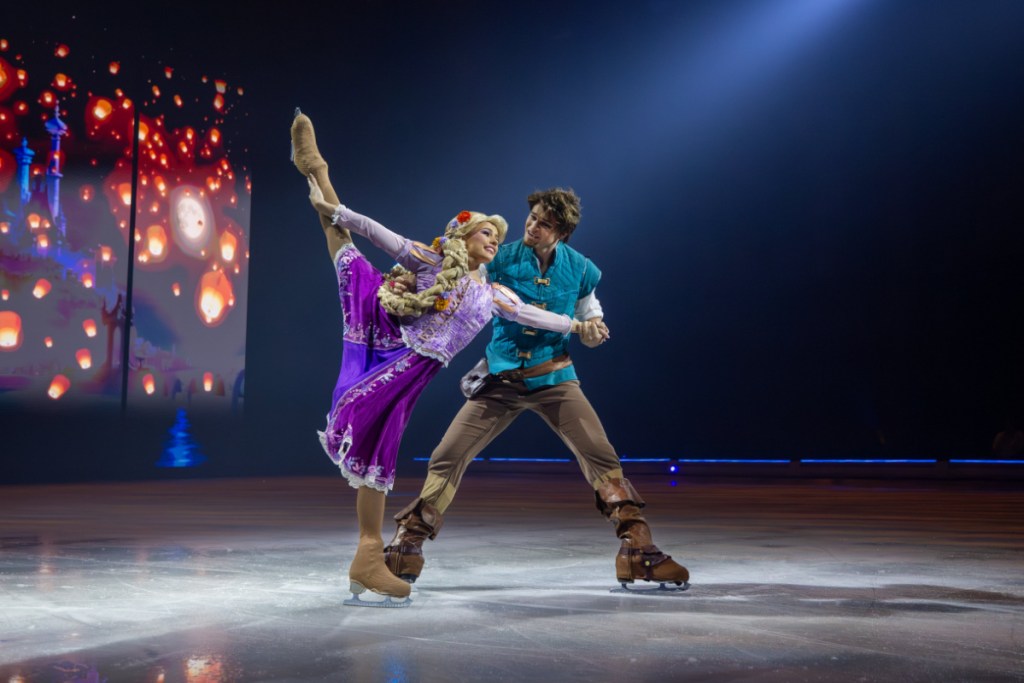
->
[418,379,623,513]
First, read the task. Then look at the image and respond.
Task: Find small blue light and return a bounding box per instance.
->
[156,409,205,468]
[669,480,678,487]
[669,465,678,473]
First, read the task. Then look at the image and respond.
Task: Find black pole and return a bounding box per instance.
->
[120,105,141,414]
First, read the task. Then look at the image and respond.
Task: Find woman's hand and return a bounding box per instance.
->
[307,175,338,217]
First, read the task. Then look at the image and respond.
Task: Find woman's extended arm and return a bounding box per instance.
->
[490,283,577,335]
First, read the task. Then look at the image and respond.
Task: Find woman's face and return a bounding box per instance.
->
[464,222,501,265]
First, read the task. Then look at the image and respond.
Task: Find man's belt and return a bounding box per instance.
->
[492,354,573,382]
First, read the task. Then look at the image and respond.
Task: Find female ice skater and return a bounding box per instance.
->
[291,112,587,607]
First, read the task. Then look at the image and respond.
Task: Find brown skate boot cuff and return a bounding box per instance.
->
[594,478,646,517]
[384,500,444,582]
[392,498,444,539]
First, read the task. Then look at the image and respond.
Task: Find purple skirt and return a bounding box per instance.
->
[318,244,442,493]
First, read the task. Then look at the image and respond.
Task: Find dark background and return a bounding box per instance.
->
[4,0,1024,482]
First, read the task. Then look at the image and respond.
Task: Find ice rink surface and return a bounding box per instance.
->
[1,472,1022,682]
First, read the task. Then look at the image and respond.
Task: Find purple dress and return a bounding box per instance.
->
[318,206,574,493]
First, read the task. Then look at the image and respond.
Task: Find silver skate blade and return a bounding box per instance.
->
[343,581,412,608]
[342,592,412,608]
[610,581,690,595]
[289,108,301,162]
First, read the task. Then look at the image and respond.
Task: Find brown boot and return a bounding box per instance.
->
[596,478,689,589]
[347,537,412,602]
[384,498,443,583]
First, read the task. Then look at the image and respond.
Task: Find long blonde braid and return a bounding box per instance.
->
[377,211,508,318]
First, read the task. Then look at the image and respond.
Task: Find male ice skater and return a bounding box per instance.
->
[384,188,689,590]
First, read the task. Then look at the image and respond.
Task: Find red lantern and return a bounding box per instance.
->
[48,374,70,399]
[75,348,92,369]
[219,231,237,262]
[0,311,22,351]
[196,270,234,326]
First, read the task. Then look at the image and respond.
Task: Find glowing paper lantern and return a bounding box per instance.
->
[0,311,22,351]
[81,272,94,288]
[99,245,113,262]
[0,222,8,233]
[109,62,120,75]
[196,270,234,326]
[92,98,113,120]
[48,374,70,399]
[203,372,213,392]
[75,348,92,369]
[36,234,48,249]
[118,182,132,206]
[44,336,53,348]
[145,224,168,261]
[1,290,8,300]
[219,231,236,260]
[27,213,41,229]
[82,319,97,337]
[143,373,156,395]
[32,279,51,299]
[172,282,181,297]
[80,185,94,202]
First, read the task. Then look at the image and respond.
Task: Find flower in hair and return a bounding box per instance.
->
[431,236,448,251]
[433,293,450,311]
[447,211,472,231]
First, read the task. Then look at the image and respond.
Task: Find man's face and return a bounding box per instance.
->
[523,204,560,251]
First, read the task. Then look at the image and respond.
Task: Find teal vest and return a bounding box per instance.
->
[485,239,601,389]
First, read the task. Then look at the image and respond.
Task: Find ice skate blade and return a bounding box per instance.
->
[610,580,690,595]
[343,581,412,608]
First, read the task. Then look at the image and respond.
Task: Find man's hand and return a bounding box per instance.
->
[578,319,610,347]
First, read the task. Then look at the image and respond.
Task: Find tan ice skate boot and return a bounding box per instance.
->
[384,498,444,583]
[596,478,689,592]
[290,108,329,177]
[344,537,412,607]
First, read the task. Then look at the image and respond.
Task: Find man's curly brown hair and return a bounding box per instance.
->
[527,187,581,243]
